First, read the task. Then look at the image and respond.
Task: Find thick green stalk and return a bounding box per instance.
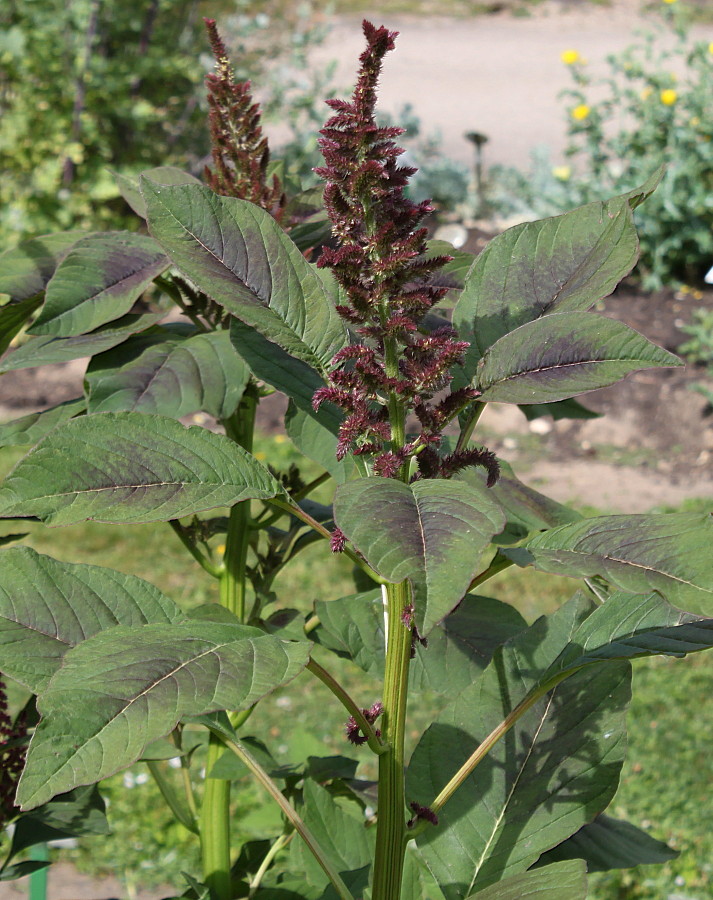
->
[201,734,232,899]
[371,579,412,900]
[199,384,259,900]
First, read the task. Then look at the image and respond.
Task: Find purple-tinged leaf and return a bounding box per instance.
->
[85,326,249,419]
[17,623,311,809]
[141,179,348,373]
[112,166,201,220]
[453,196,638,375]
[503,512,713,613]
[476,312,681,404]
[0,312,164,373]
[0,411,285,525]
[0,232,86,302]
[333,478,504,634]
[0,398,86,448]
[0,295,43,357]
[0,546,181,692]
[30,232,169,337]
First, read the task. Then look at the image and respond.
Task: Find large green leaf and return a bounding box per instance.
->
[408,596,632,897]
[30,232,169,337]
[0,232,86,302]
[333,478,505,634]
[315,591,526,693]
[476,312,681,404]
[291,780,374,889]
[503,512,713,613]
[453,197,638,375]
[0,411,285,525]
[0,546,181,692]
[17,622,311,809]
[112,166,201,219]
[85,325,250,419]
[409,589,713,895]
[142,179,348,373]
[468,861,587,899]
[0,398,86,448]
[536,814,677,872]
[0,295,43,357]
[0,312,164,373]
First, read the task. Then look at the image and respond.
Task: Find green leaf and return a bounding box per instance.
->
[229,319,342,431]
[502,512,713,613]
[8,786,109,861]
[30,232,169,337]
[291,780,374,889]
[142,179,348,373]
[112,166,201,219]
[453,196,638,373]
[0,398,86,448]
[0,312,164,373]
[0,232,86,302]
[476,312,681,404]
[408,595,631,896]
[315,591,526,694]
[17,622,311,809]
[519,398,599,421]
[285,402,357,484]
[536,814,677,872]
[457,462,581,542]
[467,861,587,899]
[0,861,50,882]
[0,295,43,357]
[0,546,181,692]
[334,478,504,634]
[85,325,250,419]
[0,411,285,525]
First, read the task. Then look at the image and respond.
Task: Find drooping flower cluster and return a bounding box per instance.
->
[0,678,27,829]
[345,701,383,745]
[203,18,285,218]
[313,21,498,486]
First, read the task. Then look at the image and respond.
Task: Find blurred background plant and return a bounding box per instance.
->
[0,0,334,243]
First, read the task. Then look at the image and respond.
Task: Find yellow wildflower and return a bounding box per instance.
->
[690,116,701,127]
[273,434,286,444]
[708,42,713,54]
[660,89,677,105]
[561,49,581,65]
[552,165,572,181]
[571,104,591,121]
[255,451,267,460]
[662,0,678,4]
[216,544,226,557]
[640,87,653,100]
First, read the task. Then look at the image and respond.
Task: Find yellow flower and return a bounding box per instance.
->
[708,42,713,54]
[571,104,591,121]
[273,434,286,444]
[255,451,267,460]
[552,165,572,181]
[690,116,701,126]
[660,89,677,105]
[561,49,580,65]
[640,87,653,100]
[662,0,678,4]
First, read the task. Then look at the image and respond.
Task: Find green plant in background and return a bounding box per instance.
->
[0,0,332,241]
[1,18,713,900]
[557,0,713,289]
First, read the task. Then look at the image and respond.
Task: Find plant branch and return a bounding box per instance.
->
[248,831,294,898]
[456,401,486,453]
[467,552,514,592]
[210,731,356,900]
[169,520,222,578]
[145,760,198,834]
[306,658,388,755]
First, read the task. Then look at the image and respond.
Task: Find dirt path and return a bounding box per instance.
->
[303,1,713,168]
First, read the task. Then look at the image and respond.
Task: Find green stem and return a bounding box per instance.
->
[407,672,575,840]
[201,734,232,900]
[213,733,355,900]
[371,580,412,900]
[248,831,294,897]
[200,384,259,900]
[169,520,222,578]
[468,552,514,592]
[220,387,258,618]
[146,760,198,834]
[456,401,485,453]
[306,658,388,756]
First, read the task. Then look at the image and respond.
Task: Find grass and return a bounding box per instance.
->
[1,435,712,897]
